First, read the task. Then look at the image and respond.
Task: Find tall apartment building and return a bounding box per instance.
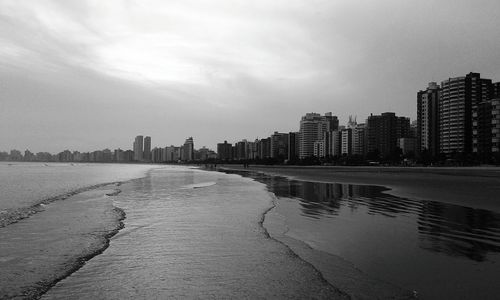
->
[473,98,500,157]
[288,132,300,161]
[353,123,367,156]
[327,130,342,157]
[417,82,440,157]
[133,135,143,161]
[299,112,338,158]
[270,132,289,159]
[234,140,248,160]
[258,137,271,159]
[217,141,233,161]
[341,128,353,155]
[143,136,151,162]
[367,112,411,158]
[183,137,194,161]
[440,72,492,154]
[165,145,181,162]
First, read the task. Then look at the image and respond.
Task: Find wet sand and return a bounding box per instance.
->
[218,165,500,213]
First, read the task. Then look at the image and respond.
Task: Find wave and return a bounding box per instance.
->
[181,181,217,189]
[29,206,126,300]
[0,182,123,228]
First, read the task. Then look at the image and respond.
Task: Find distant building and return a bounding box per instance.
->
[217,141,233,161]
[326,130,342,157]
[151,147,163,163]
[417,82,440,157]
[341,128,353,155]
[313,140,325,158]
[270,132,289,160]
[440,72,492,154]
[143,136,151,162]
[234,140,248,160]
[353,123,367,156]
[247,140,258,160]
[299,112,339,158]
[114,149,125,162]
[367,112,411,159]
[398,137,417,156]
[473,98,500,158]
[182,137,194,161]
[166,145,181,162]
[258,137,271,159]
[133,135,144,161]
[288,132,300,161]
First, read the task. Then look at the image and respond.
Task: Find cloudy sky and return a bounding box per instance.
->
[2,0,500,153]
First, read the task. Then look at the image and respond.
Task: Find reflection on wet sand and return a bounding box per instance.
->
[225,170,500,262]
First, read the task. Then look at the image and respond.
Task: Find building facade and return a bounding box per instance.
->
[299,112,338,158]
[217,141,233,161]
[143,136,151,162]
[417,82,440,157]
[133,135,143,161]
[439,72,492,154]
[367,112,411,159]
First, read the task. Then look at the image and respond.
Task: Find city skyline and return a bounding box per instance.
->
[2,1,500,152]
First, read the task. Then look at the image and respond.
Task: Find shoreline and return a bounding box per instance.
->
[218,165,500,213]
[256,188,350,299]
[34,198,126,300]
[216,167,415,298]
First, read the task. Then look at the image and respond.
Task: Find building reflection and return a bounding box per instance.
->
[418,201,500,261]
[223,169,500,262]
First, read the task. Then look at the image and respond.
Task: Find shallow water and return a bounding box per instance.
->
[228,170,500,300]
[43,168,345,299]
[0,162,156,298]
[0,162,153,227]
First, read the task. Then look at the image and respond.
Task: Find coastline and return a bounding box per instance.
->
[218,165,500,213]
[215,165,500,298]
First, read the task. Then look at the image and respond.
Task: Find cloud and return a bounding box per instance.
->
[1,0,500,152]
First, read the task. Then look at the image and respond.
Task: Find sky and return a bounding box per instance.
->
[2,0,500,153]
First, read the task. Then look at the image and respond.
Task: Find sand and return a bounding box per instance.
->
[218,165,500,213]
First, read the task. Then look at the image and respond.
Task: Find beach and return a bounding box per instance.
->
[218,165,500,299]
[219,165,500,213]
[2,163,499,299]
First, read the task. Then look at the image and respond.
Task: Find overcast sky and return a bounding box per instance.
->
[2,0,500,153]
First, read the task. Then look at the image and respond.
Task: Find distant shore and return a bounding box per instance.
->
[217,165,500,213]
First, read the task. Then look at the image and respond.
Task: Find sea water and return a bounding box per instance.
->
[0,162,156,298]
[4,164,496,299]
[42,167,344,299]
[227,170,500,300]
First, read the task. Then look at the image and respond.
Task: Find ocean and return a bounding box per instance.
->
[1,162,499,299]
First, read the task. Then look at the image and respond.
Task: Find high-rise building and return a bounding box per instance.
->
[341,128,353,155]
[182,137,194,161]
[133,135,144,161]
[143,136,151,162]
[270,132,289,160]
[288,132,300,161]
[327,130,342,157]
[473,98,500,158]
[217,141,233,161]
[439,72,492,154]
[258,137,271,159]
[367,112,411,159]
[234,140,248,160]
[165,145,180,162]
[417,82,440,157]
[151,147,163,163]
[247,140,258,160]
[299,112,338,158]
[313,140,325,157]
[398,138,417,156]
[353,123,367,156]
